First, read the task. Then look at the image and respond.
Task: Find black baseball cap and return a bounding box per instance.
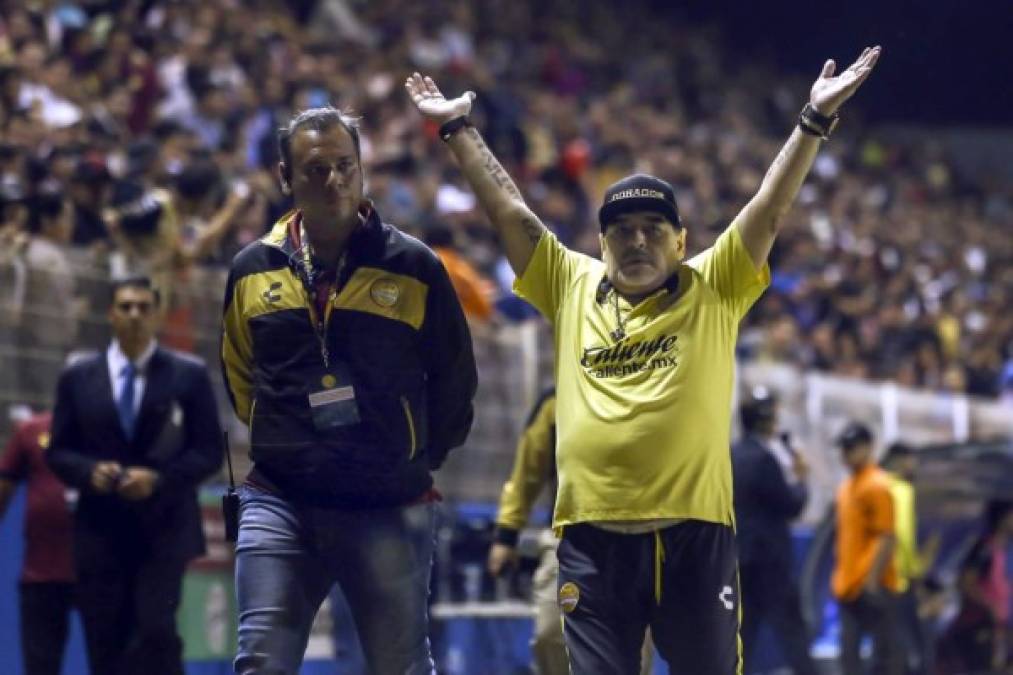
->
[598,173,681,233]
[836,422,873,451]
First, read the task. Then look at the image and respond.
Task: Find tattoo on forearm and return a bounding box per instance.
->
[761,130,814,192]
[764,139,792,183]
[482,152,522,199]
[465,128,523,200]
[459,127,544,243]
[521,218,543,244]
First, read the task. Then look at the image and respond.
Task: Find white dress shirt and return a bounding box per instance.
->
[107,339,157,416]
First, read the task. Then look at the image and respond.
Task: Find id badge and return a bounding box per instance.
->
[308,361,360,430]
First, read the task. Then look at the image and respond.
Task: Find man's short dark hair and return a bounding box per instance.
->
[881,442,914,468]
[278,107,361,181]
[109,276,161,308]
[26,190,64,233]
[176,159,222,201]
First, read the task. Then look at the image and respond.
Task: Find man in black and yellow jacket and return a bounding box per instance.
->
[221,107,476,675]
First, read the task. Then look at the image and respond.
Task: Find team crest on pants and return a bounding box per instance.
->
[558,582,580,613]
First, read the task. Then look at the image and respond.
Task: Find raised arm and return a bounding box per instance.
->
[406,73,546,276]
[735,46,881,268]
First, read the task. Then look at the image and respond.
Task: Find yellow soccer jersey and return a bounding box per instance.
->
[515,224,769,528]
[888,476,922,592]
[495,393,556,533]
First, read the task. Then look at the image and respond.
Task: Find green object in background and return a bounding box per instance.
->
[178,488,238,659]
[178,569,236,659]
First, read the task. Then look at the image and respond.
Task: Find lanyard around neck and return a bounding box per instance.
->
[297,220,347,369]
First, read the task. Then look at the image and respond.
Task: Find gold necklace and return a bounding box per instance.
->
[610,290,627,342]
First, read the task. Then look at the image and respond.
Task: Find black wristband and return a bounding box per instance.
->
[439,116,472,142]
[493,526,520,547]
[798,117,824,138]
[798,103,839,141]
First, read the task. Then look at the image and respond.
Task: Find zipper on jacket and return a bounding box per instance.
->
[400,396,417,460]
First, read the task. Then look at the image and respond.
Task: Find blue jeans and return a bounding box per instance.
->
[329,584,368,674]
[234,485,436,675]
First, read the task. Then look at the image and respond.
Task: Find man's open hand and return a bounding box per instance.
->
[405,72,476,125]
[810,46,882,115]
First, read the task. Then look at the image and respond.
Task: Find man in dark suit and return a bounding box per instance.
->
[47,276,222,675]
[732,386,816,675]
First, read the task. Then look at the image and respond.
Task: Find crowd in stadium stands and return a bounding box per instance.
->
[0,0,1011,400]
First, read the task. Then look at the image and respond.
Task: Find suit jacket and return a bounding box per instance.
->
[732,435,808,569]
[47,346,222,564]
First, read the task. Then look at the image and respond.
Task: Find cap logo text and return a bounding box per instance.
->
[609,188,665,202]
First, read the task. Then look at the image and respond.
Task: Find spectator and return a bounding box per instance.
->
[936,500,1013,674]
[0,411,76,675]
[67,155,112,246]
[104,180,179,317]
[12,189,79,408]
[424,224,496,323]
[173,159,255,266]
[0,0,1009,401]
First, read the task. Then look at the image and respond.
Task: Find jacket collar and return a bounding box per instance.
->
[262,200,385,264]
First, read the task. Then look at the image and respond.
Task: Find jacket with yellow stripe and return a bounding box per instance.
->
[493,390,556,546]
[221,206,477,507]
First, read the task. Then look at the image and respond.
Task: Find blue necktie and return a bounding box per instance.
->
[117,362,137,439]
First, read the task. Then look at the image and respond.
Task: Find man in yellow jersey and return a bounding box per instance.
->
[408,44,881,674]
[881,443,938,674]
